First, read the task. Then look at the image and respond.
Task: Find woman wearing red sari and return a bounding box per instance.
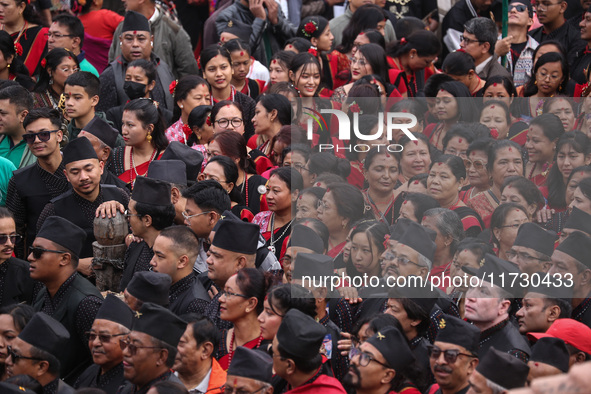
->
[109,98,168,189]
[525,113,564,192]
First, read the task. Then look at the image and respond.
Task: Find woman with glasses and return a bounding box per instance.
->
[199,45,256,140]
[362,148,400,225]
[211,100,246,136]
[32,48,80,111]
[208,131,268,214]
[249,94,292,157]
[217,268,270,370]
[165,75,210,145]
[490,202,530,259]
[253,168,302,260]
[198,155,254,222]
[1,0,47,76]
[467,140,524,228]
[0,304,34,380]
[427,155,483,237]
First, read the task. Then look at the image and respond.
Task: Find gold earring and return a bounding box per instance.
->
[146,133,152,143]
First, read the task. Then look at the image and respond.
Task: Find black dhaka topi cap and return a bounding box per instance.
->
[147,160,187,186]
[126,271,171,306]
[161,141,204,183]
[122,11,151,33]
[397,220,436,263]
[513,223,556,258]
[0,382,37,394]
[292,252,334,280]
[289,225,324,254]
[132,302,186,347]
[222,20,253,43]
[213,210,242,232]
[435,315,480,354]
[388,282,439,315]
[530,337,569,373]
[563,207,591,237]
[131,176,172,206]
[556,230,591,268]
[276,309,326,359]
[365,327,415,371]
[462,253,521,295]
[62,136,98,165]
[227,347,273,383]
[19,312,70,355]
[82,116,119,149]
[390,217,411,241]
[95,293,134,330]
[36,216,87,257]
[212,219,259,255]
[476,347,529,389]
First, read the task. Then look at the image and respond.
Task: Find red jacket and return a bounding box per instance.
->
[285,374,347,393]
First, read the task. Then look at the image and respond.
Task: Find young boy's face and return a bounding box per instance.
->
[63,84,98,120]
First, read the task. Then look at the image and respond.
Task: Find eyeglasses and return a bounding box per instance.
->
[22,129,60,144]
[509,4,528,11]
[350,57,367,67]
[57,66,80,73]
[215,117,243,128]
[381,251,424,267]
[219,289,249,299]
[427,345,477,364]
[0,234,21,245]
[534,1,562,11]
[349,346,391,368]
[463,158,487,171]
[119,339,165,356]
[182,210,212,221]
[45,32,74,38]
[221,385,267,394]
[293,163,310,172]
[86,331,129,343]
[124,209,142,218]
[536,71,562,82]
[460,35,483,45]
[505,250,548,262]
[29,246,70,260]
[7,346,44,363]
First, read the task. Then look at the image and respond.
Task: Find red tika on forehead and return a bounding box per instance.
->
[226,105,231,108]
[403,200,407,204]
[326,188,331,193]
[133,30,137,35]
[316,182,322,187]
[359,32,365,35]
[490,105,495,109]
[437,162,442,165]
[385,152,390,157]
[413,140,418,145]
[507,185,512,189]
[240,51,244,56]
[413,180,419,184]
[272,59,277,64]
[458,138,462,143]
[401,109,408,113]
[298,195,303,200]
[493,83,497,87]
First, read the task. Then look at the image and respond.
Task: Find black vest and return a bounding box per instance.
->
[12,164,70,250]
[50,185,128,258]
[75,363,125,393]
[169,274,210,316]
[119,241,153,292]
[479,320,531,359]
[34,274,103,385]
[0,257,35,306]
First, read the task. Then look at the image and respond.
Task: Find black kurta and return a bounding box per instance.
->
[75,362,125,393]
[169,272,210,316]
[119,241,154,291]
[0,257,35,306]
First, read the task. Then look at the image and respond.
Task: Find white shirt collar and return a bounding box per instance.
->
[475,55,493,74]
[149,7,160,24]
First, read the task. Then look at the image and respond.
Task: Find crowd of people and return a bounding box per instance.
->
[0,0,590,392]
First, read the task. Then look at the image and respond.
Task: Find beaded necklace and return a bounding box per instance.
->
[227,328,263,366]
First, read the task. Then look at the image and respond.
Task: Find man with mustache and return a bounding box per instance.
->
[36,137,129,276]
[343,326,417,394]
[74,294,133,392]
[428,315,480,394]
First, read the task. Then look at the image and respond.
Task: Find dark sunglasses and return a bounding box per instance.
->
[119,339,164,356]
[7,346,44,363]
[0,234,21,245]
[86,331,128,344]
[509,4,528,11]
[427,345,477,363]
[29,246,70,260]
[22,129,60,144]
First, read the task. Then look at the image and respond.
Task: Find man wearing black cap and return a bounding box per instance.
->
[78,116,128,190]
[181,180,231,275]
[507,223,555,276]
[549,231,591,327]
[204,219,259,330]
[225,347,273,394]
[573,6,591,83]
[37,137,129,275]
[558,207,591,243]
[150,226,210,315]
[344,327,417,394]
[75,294,133,392]
[526,337,570,384]
[428,315,480,394]
[466,347,529,393]
[123,271,172,311]
[116,176,176,291]
[6,108,71,258]
[6,312,74,393]
[284,224,326,283]
[30,216,103,384]
[147,160,189,225]
[98,11,174,113]
[118,303,187,393]
[515,282,573,334]
[273,309,346,393]
[463,254,530,361]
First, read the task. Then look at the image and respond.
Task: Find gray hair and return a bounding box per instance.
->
[486,377,507,394]
[423,208,465,255]
[464,17,497,55]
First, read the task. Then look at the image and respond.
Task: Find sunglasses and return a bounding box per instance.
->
[119,339,165,356]
[86,331,128,344]
[509,4,528,11]
[7,346,44,363]
[22,129,60,144]
[29,246,69,260]
[463,158,487,171]
[427,345,477,363]
[0,234,21,245]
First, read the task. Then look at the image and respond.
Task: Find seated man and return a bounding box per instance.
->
[74,294,133,392]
